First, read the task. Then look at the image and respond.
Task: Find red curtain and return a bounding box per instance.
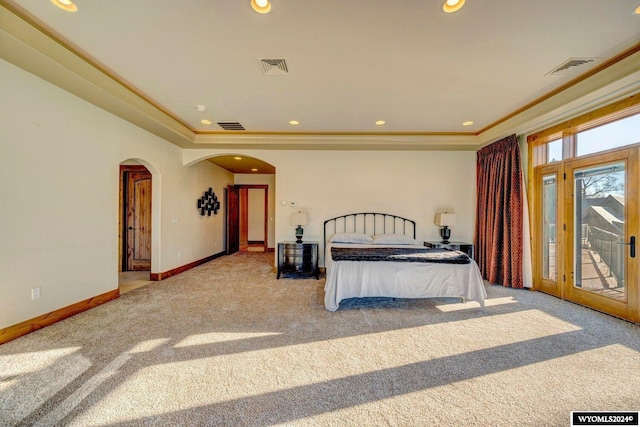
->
[474,134,524,288]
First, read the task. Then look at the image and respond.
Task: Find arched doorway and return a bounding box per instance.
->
[118,159,158,293]
[203,155,276,255]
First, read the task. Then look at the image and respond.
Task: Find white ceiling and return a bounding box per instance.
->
[2,0,640,146]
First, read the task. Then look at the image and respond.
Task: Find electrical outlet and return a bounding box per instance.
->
[31,287,40,300]
[177,251,181,258]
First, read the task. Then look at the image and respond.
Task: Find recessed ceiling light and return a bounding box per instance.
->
[443,0,465,13]
[251,168,258,172]
[201,119,212,125]
[234,156,242,160]
[375,120,386,125]
[463,121,474,126]
[195,105,207,112]
[51,0,77,12]
[251,0,271,14]
[635,5,640,14]
[289,120,299,125]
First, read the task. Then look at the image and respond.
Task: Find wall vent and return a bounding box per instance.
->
[546,57,600,76]
[217,122,245,131]
[258,58,289,75]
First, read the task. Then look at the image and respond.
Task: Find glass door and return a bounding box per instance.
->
[564,148,638,321]
[534,164,562,297]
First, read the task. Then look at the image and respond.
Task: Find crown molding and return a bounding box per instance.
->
[1,3,638,152]
[0,3,195,147]
[192,132,480,151]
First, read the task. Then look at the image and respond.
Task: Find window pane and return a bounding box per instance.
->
[547,138,562,163]
[573,162,626,300]
[576,114,640,157]
[542,174,557,281]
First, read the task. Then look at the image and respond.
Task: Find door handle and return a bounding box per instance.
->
[619,236,636,258]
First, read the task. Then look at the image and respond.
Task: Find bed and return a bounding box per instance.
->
[323,212,487,311]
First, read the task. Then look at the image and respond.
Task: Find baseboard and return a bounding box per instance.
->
[0,289,119,345]
[150,251,226,281]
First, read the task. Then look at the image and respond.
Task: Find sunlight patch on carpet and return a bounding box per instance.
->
[0,347,81,379]
[129,338,171,354]
[436,296,517,312]
[174,332,282,348]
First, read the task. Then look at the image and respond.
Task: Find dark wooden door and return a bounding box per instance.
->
[227,185,240,254]
[125,170,152,270]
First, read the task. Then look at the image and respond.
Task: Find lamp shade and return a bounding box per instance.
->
[291,212,309,226]
[434,213,456,227]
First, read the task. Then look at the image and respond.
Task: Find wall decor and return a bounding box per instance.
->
[198,187,220,216]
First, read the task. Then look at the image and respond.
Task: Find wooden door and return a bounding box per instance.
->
[227,185,240,254]
[125,170,152,271]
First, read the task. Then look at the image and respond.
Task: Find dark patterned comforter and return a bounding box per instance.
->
[331,246,470,264]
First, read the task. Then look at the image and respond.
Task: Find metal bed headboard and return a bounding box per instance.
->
[323,212,416,244]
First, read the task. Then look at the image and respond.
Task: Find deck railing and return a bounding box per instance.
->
[583,225,624,287]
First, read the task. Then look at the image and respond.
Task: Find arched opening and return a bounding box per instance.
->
[205,154,276,255]
[118,159,159,293]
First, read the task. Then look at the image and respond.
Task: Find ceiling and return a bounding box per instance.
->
[206,155,276,174]
[1,0,640,153]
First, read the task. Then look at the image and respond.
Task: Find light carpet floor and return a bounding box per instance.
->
[1,251,639,426]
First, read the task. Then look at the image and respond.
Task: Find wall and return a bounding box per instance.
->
[0,59,232,329]
[234,174,276,249]
[1,57,475,330]
[247,188,265,242]
[186,150,476,266]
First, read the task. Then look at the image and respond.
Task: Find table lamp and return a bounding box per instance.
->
[290,212,309,243]
[434,213,456,244]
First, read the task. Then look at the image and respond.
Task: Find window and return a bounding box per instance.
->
[547,138,562,163]
[576,114,640,157]
[529,94,640,167]
[528,93,640,322]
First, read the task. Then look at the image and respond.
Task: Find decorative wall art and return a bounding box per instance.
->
[197,187,220,216]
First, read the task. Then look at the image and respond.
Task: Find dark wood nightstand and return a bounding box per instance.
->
[277,241,319,279]
[424,241,474,259]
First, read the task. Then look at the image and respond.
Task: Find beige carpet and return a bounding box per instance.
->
[1,251,639,426]
[119,271,153,294]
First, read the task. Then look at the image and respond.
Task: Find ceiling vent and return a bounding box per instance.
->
[546,57,600,76]
[217,122,245,131]
[258,58,289,75]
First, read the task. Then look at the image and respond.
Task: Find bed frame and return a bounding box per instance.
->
[323,212,416,245]
[322,212,486,311]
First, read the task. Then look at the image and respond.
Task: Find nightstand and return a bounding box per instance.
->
[277,241,319,279]
[424,241,474,259]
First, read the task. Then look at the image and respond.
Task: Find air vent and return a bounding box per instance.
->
[258,58,289,75]
[217,122,245,131]
[546,57,600,76]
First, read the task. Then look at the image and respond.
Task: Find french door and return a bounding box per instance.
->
[534,147,639,322]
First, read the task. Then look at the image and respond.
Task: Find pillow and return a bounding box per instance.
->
[372,234,417,245]
[329,233,374,244]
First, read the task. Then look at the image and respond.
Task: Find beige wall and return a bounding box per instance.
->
[247,188,265,242]
[234,174,277,249]
[186,149,476,266]
[1,57,474,330]
[0,59,233,329]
